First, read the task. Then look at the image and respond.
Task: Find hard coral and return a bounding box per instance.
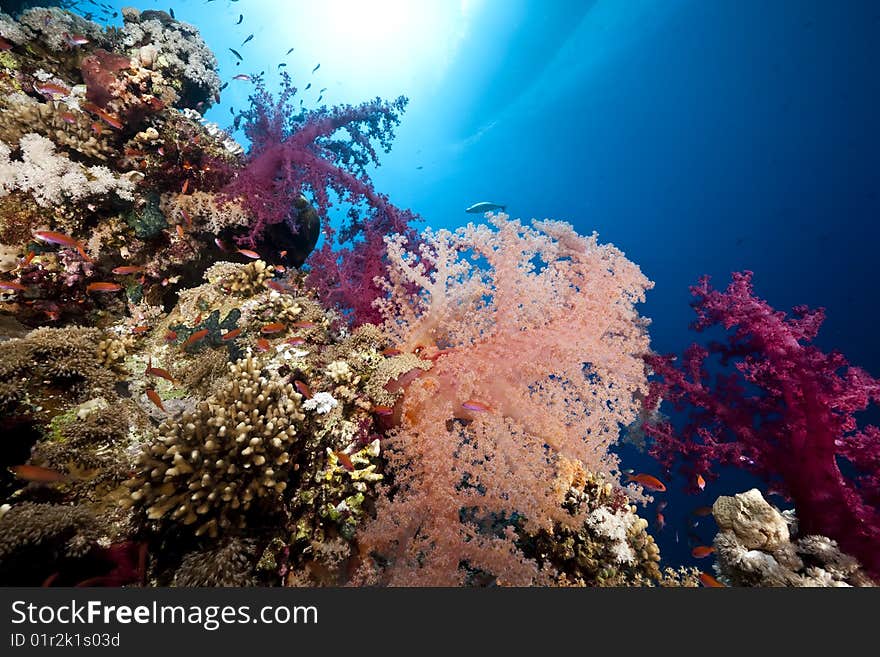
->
[644,271,880,578]
[126,356,305,538]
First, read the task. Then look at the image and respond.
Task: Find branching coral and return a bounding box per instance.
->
[354,214,655,585]
[644,271,880,578]
[125,356,306,538]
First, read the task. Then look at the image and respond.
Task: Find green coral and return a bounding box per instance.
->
[124,193,168,239]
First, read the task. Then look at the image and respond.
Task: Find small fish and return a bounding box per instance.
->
[465,201,506,214]
[219,82,229,93]
[311,63,320,73]
[316,95,323,103]
[292,321,316,329]
[169,8,175,19]
[164,330,178,342]
[266,281,287,294]
[182,329,209,349]
[181,179,190,195]
[33,230,91,262]
[699,572,726,588]
[23,251,36,265]
[656,512,665,530]
[277,63,287,68]
[176,224,185,239]
[63,33,90,47]
[255,337,270,352]
[221,328,242,341]
[696,473,706,490]
[304,82,311,90]
[10,464,67,483]
[229,48,242,60]
[294,380,313,399]
[382,347,402,356]
[319,87,327,93]
[236,14,243,25]
[0,36,12,51]
[237,248,260,259]
[233,74,252,81]
[131,325,151,334]
[214,238,230,251]
[35,81,70,98]
[274,265,286,273]
[86,282,122,293]
[261,322,286,334]
[193,314,202,326]
[622,468,635,475]
[625,473,667,492]
[279,250,288,258]
[146,366,177,384]
[0,281,26,292]
[241,34,253,46]
[59,111,77,125]
[692,546,716,558]
[157,146,166,156]
[335,451,354,472]
[180,208,192,228]
[692,506,714,517]
[415,165,423,170]
[146,388,165,412]
[286,337,306,346]
[112,265,144,275]
[372,405,394,416]
[90,121,103,135]
[286,47,295,55]
[462,399,491,413]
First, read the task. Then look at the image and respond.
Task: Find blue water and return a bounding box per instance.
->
[74,0,880,571]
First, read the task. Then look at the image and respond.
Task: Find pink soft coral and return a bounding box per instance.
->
[354,214,655,585]
[645,271,880,578]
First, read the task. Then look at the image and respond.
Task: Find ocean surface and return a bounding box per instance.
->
[17,0,880,572]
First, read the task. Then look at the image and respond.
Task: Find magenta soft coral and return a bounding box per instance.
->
[644,271,880,577]
[223,74,416,324]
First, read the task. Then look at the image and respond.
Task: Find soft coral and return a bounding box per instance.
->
[645,271,880,578]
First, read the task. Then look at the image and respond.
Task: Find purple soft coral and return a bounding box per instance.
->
[645,271,880,577]
[223,74,417,324]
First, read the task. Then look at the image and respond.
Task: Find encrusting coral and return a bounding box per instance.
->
[710,489,874,587]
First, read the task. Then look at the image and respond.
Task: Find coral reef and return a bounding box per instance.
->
[711,489,874,587]
[644,272,880,578]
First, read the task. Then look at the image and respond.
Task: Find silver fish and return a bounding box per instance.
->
[465,201,506,214]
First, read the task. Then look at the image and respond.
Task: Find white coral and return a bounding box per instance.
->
[586,507,635,564]
[303,392,338,415]
[0,134,135,206]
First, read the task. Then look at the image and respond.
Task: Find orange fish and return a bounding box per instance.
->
[221,328,242,341]
[292,321,316,329]
[59,111,77,125]
[0,36,12,51]
[112,265,144,275]
[176,224,185,239]
[256,337,271,352]
[699,572,726,588]
[86,282,122,293]
[626,473,667,492]
[90,121,103,136]
[274,265,286,273]
[266,281,287,293]
[182,329,209,349]
[193,314,202,326]
[164,330,178,342]
[335,451,355,472]
[286,337,306,346]
[33,230,92,262]
[461,399,492,413]
[146,367,177,384]
[180,208,192,228]
[23,251,36,265]
[237,249,260,259]
[181,179,190,195]
[10,464,67,483]
[279,250,288,258]
[294,380,312,399]
[382,347,402,356]
[696,474,706,490]
[82,102,123,130]
[145,388,165,412]
[692,546,715,558]
[34,81,70,98]
[131,326,151,334]
[372,405,394,416]
[0,281,26,292]
[656,512,666,530]
[261,322,286,334]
